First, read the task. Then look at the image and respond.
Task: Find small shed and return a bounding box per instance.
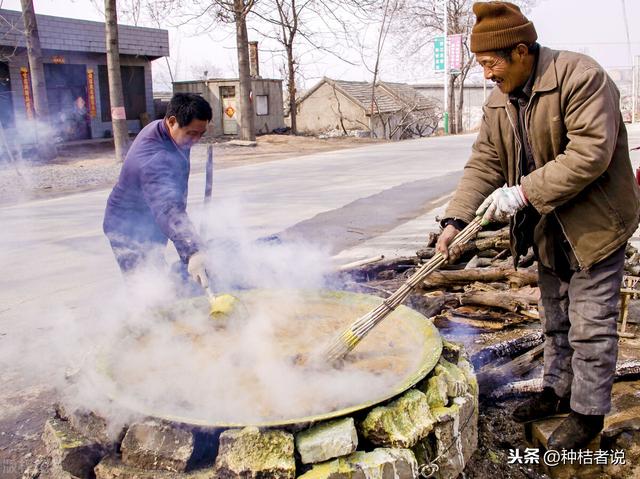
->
[295,77,440,139]
[173,78,285,137]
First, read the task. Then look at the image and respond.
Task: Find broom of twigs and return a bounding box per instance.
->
[325,216,484,362]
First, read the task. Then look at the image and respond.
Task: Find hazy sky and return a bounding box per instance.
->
[1,0,639,90]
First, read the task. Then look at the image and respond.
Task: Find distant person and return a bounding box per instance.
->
[435,2,640,449]
[103,93,212,290]
[60,95,90,141]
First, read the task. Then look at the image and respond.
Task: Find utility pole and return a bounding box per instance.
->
[633,55,637,124]
[443,0,449,135]
[105,0,129,161]
[20,0,56,160]
[621,0,635,123]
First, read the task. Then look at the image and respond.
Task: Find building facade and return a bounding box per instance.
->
[412,82,489,132]
[0,9,168,142]
[173,78,285,137]
[295,77,440,140]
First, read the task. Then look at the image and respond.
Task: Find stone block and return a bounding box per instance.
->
[297,448,417,479]
[55,404,120,445]
[457,358,478,399]
[43,417,107,479]
[95,455,214,479]
[214,427,295,479]
[413,393,478,479]
[423,374,449,409]
[441,339,464,364]
[360,389,435,448]
[295,417,358,464]
[121,421,194,473]
[434,358,468,398]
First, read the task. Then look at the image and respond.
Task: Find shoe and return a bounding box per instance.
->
[512,387,570,423]
[547,411,604,450]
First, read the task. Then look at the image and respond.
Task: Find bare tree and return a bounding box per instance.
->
[105,0,130,161]
[251,1,364,134]
[190,62,225,80]
[252,1,308,134]
[19,0,56,159]
[249,1,378,135]
[232,0,256,141]
[393,0,537,133]
[366,0,399,137]
[156,0,256,140]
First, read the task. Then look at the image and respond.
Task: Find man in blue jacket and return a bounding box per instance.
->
[103,93,212,289]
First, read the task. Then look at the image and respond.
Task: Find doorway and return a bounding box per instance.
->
[44,63,91,140]
[0,62,14,129]
[220,85,238,135]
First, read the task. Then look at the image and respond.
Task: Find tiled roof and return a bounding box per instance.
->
[332,79,402,114]
[379,81,437,110]
[0,9,169,58]
[298,77,437,115]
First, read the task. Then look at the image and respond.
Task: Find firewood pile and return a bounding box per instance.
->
[340,226,640,400]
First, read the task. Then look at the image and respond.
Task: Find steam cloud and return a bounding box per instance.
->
[2,196,421,435]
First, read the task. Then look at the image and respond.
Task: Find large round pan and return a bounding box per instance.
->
[94,289,442,428]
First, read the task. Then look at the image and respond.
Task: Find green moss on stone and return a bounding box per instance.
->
[434,358,467,398]
[298,448,417,479]
[360,389,434,448]
[423,374,449,409]
[296,417,358,464]
[215,427,295,478]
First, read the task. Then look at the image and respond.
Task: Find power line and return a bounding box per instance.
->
[544,41,640,46]
[621,0,634,64]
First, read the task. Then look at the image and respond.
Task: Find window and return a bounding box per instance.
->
[98,65,146,122]
[256,95,269,116]
[220,86,236,98]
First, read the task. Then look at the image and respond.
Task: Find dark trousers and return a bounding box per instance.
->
[106,232,196,296]
[539,245,625,415]
[106,232,166,273]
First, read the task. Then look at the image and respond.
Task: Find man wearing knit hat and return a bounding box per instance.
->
[436,1,640,449]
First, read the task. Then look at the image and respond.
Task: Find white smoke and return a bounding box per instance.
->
[0,118,62,204]
[2,197,422,431]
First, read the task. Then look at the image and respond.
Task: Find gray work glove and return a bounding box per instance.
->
[187,251,209,288]
[476,185,527,225]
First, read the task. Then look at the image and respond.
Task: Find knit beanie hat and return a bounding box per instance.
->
[470,1,537,53]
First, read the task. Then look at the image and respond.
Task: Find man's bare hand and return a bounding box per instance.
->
[435,224,462,263]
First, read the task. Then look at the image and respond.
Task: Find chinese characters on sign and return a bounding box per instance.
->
[19,67,34,120]
[434,36,445,72]
[448,34,463,72]
[434,35,464,73]
[507,448,626,466]
[86,69,97,118]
